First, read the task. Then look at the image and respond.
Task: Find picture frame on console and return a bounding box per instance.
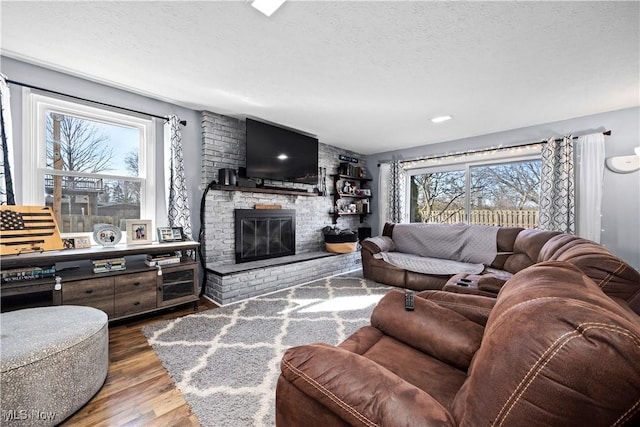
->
[126,219,152,245]
[157,226,184,243]
[63,236,92,249]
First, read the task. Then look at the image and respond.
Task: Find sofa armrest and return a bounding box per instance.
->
[280,343,455,427]
[371,290,484,369]
[361,236,395,255]
[417,290,496,326]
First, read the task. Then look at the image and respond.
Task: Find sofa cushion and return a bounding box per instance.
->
[540,233,640,311]
[452,261,640,426]
[371,290,484,370]
[280,343,457,427]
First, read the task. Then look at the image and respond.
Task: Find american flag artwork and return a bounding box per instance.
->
[0,206,64,255]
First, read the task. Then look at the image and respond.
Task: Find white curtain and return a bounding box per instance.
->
[576,133,605,242]
[378,163,391,234]
[539,136,575,233]
[0,73,15,205]
[164,116,192,239]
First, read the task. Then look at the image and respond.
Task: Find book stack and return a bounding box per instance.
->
[92,258,126,273]
[1,266,56,283]
[145,253,181,267]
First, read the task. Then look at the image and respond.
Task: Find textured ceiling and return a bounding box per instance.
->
[1,1,638,154]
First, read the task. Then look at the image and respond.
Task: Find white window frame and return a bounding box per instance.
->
[404,147,542,223]
[21,88,156,234]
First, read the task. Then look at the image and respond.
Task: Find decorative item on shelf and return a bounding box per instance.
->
[339,154,359,164]
[255,204,282,209]
[125,219,152,245]
[0,206,64,255]
[157,227,185,243]
[62,235,92,250]
[320,167,327,196]
[338,162,366,178]
[73,236,92,249]
[145,252,181,267]
[362,199,370,213]
[92,257,126,273]
[92,223,122,247]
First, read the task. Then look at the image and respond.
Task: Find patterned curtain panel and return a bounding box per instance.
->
[539,136,575,233]
[576,133,605,243]
[164,116,193,239]
[388,161,405,223]
[0,73,15,205]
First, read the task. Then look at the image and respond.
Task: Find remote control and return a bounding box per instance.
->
[405,290,415,311]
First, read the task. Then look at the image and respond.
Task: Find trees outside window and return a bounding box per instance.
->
[408,157,541,228]
[23,91,155,236]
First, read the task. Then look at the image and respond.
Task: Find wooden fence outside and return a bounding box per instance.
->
[425,209,539,228]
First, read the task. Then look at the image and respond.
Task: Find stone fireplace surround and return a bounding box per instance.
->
[200,111,367,305]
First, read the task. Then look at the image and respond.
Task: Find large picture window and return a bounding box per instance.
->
[23,91,156,236]
[407,153,541,228]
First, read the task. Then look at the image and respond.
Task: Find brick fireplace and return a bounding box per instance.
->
[200,111,367,304]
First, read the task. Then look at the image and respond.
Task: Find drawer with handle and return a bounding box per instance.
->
[114,271,157,316]
[61,277,114,316]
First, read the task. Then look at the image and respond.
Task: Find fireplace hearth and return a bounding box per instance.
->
[234,209,295,263]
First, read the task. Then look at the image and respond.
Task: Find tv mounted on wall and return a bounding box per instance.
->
[245,118,319,185]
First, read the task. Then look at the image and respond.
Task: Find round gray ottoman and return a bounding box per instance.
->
[1,305,108,426]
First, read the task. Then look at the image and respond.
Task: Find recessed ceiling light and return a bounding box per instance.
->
[277,154,288,160]
[251,0,286,17]
[431,115,452,124]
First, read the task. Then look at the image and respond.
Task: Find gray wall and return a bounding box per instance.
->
[1,56,203,238]
[367,107,640,269]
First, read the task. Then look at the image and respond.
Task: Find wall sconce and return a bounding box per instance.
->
[605,147,640,173]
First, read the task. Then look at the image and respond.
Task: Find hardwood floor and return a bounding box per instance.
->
[61,298,219,427]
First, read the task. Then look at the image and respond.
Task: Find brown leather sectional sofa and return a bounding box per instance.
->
[362,223,640,315]
[276,261,640,426]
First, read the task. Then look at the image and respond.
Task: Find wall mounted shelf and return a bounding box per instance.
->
[211,185,318,197]
[330,174,373,224]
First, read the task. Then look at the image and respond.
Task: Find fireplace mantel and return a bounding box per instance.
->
[211,184,318,197]
[211,184,319,197]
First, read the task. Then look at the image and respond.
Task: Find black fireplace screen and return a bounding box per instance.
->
[234,209,295,263]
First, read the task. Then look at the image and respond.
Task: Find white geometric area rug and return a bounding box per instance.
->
[142,275,393,427]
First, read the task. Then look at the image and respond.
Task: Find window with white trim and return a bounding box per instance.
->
[23,90,156,238]
[405,149,542,228]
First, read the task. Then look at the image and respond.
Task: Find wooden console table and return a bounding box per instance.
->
[0,241,200,321]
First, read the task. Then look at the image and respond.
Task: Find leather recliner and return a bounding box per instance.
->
[276,261,640,426]
[361,224,640,314]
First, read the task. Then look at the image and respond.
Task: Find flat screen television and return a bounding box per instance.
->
[245,118,318,184]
